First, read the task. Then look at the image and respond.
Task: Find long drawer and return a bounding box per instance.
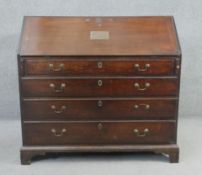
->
[22,98,177,120]
[23,121,176,145]
[21,78,178,97]
[23,57,176,76]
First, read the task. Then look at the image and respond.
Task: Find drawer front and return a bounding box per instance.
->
[21,78,178,97]
[23,122,176,145]
[23,99,177,120]
[24,58,175,76]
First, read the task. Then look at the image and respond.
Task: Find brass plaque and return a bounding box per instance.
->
[90,31,109,40]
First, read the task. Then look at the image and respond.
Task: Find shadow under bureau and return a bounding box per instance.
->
[18,16,181,164]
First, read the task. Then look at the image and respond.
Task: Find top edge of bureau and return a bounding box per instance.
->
[18,16,181,57]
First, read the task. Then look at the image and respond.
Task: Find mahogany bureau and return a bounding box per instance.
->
[18,16,181,164]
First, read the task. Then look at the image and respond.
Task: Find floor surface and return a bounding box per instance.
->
[0,117,201,175]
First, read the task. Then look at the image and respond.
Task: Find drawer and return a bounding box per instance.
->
[21,78,178,97]
[22,99,177,120]
[23,121,176,145]
[23,57,176,76]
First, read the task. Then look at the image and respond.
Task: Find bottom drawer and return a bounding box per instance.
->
[23,121,176,145]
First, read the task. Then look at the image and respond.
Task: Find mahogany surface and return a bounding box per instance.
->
[21,78,178,97]
[23,57,176,76]
[23,122,176,145]
[22,98,177,120]
[18,16,181,164]
[19,16,180,56]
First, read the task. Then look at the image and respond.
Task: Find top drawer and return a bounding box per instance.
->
[23,57,176,76]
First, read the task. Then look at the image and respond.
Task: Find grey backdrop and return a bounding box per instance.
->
[0,0,201,120]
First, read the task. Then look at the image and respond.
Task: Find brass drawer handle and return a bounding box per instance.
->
[134,104,150,110]
[134,63,150,72]
[51,128,66,137]
[133,128,149,137]
[134,82,150,91]
[97,62,103,69]
[49,63,64,72]
[98,80,103,87]
[49,83,66,92]
[97,123,103,130]
[97,100,103,107]
[51,105,67,113]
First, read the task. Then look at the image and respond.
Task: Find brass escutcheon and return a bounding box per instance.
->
[97,123,103,130]
[97,62,103,69]
[97,100,103,107]
[98,80,103,87]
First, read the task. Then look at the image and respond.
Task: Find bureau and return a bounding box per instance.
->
[18,16,181,164]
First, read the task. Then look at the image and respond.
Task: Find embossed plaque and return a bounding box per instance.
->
[90,31,109,40]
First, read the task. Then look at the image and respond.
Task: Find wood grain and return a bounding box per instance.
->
[23,121,176,145]
[23,57,176,76]
[22,98,177,120]
[21,78,178,97]
[19,16,181,56]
